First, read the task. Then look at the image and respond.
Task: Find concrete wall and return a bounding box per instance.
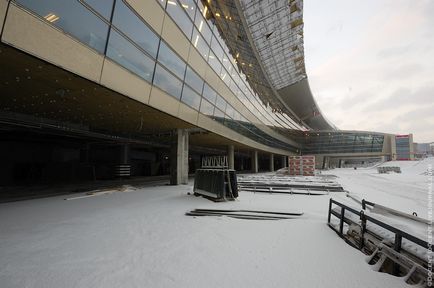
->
[2,4,104,82]
[0,0,8,35]
[390,135,397,161]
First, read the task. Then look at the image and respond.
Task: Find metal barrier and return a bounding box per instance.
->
[193,169,238,200]
[328,198,428,251]
[327,199,429,277]
[113,164,131,178]
[377,166,401,174]
[193,156,238,201]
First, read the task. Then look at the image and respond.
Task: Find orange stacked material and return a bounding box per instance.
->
[288,155,315,176]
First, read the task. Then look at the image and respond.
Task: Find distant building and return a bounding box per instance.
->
[414,142,431,159]
[395,134,414,160]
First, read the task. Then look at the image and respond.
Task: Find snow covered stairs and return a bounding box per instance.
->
[367,244,430,286]
[186,208,303,220]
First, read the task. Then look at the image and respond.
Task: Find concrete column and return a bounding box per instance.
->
[170,129,189,185]
[120,144,130,164]
[251,150,258,173]
[227,145,235,170]
[409,133,415,160]
[281,155,287,168]
[390,136,397,161]
[322,156,329,169]
[269,153,274,172]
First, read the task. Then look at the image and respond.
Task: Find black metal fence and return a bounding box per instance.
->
[327,198,428,254]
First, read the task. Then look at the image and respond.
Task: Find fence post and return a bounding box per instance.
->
[393,234,403,276]
[328,198,332,223]
[339,206,345,235]
[360,210,366,250]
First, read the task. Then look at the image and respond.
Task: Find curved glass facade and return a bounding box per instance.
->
[300,132,384,154]
[14,0,301,152]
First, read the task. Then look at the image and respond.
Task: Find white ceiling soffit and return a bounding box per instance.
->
[239,0,306,90]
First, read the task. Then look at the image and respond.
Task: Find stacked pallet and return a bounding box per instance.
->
[288,155,315,176]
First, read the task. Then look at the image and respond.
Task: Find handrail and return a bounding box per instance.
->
[327,198,429,253]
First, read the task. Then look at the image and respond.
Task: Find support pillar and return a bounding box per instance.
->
[282,155,287,168]
[269,153,274,172]
[170,129,189,185]
[251,150,258,173]
[120,144,130,164]
[227,145,234,170]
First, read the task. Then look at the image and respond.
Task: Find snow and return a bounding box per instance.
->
[1,159,431,287]
[324,157,433,241]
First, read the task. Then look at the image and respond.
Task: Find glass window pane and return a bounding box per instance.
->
[211,35,224,62]
[199,99,214,116]
[157,42,186,80]
[106,31,155,82]
[15,0,109,53]
[83,0,114,20]
[226,105,235,119]
[208,51,221,75]
[220,67,230,86]
[156,0,167,8]
[215,95,227,112]
[112,0,159,58]
[202,83,216,104]
[213,108,225,119]
[181,85,201,110]
[191,28,209,60]
[185,66,203,94]
[166,0,193,39]
[178,0,196,20]
[153,64,183,99]
[194,3,212,44]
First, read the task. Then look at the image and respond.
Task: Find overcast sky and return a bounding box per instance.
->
[304,0,434,143]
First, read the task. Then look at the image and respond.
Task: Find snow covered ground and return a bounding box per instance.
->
[326,157,433,241]
[1,159,432,287]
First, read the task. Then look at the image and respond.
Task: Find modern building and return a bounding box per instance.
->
[0,0,404,189]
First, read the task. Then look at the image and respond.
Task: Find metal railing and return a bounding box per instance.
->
[327,198,428,255]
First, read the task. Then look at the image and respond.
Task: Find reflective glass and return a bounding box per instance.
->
[208,51,222,75]
[153,64,183,99]
[178,0,196,20]
[185,66,204,94]
[106,31,155,82]
[194,2,212,44]
[83,0,114,20]
[202,83,217,104]
[112,0,159,58]
[157,42,186,80]
[215,95,227,112]
[156,0,167,8]
[199,99,214,116]
[211,35,224,62]
[15,0,109,53]
[181,85,201,110]
[225,105,235,119]
[166,0,193,39]
[213,108,225,119]
[191,28,209,60]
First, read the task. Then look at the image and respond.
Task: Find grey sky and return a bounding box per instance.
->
[304,0,434,142]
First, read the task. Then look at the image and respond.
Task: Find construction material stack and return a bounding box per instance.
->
[288,156,302,175]
[288,155,315,176]
[193,156,238,201]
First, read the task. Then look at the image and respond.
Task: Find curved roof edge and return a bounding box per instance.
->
[277,78,336,131]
